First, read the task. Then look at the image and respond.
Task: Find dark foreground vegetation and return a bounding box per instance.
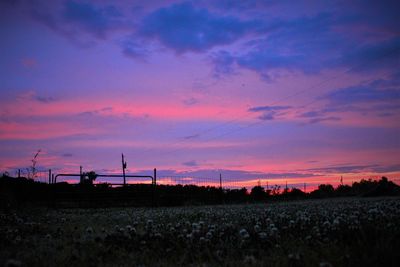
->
[1,174,400,209]
[1,198,400,266]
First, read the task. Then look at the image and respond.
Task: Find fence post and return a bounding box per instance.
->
[121,154,127,186]
[153,168,157,207]
[219,173,223,204]
[80,166,83,184]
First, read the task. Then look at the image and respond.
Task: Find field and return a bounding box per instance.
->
[1,197,400,267]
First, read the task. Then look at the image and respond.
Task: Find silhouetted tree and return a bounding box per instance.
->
[270,185,281,196]
[310,184,334,198]
[27,149,41,179]
[363,177,400,196]
[250,186,268,201]
[287,188,307,198]
[335,184,353,196]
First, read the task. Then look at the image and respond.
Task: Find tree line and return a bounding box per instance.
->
[0,173,399,208]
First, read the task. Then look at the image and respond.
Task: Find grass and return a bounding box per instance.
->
[1,197,400,266]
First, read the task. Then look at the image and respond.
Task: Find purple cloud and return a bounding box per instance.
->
[62,0,122,39]
[248,105,291,121]
[182,160,198,167]
[138,2,258,53]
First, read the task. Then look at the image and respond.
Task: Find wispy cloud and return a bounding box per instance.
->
[248,105,291,121]
[304,163,400,174]
[182,160,198,167]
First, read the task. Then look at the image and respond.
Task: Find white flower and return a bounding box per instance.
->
[206,231,213,239]
[258,232,268,241]
[192,223,200,231]
[86,227,93,234]
[239,229,250,239]
[243,255,256,265]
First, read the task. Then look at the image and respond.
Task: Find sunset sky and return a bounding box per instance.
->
[1,0,399,187]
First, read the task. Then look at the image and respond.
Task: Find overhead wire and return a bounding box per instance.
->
[132,46,400,164]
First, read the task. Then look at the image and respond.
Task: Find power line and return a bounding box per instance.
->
[133,47,400,164]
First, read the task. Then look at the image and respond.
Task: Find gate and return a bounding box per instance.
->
[50,169,157,207]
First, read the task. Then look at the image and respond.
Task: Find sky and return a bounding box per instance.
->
[1,0,400,188]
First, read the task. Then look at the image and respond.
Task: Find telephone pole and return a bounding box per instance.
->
[122,153,127,185]
[80,166,83,184]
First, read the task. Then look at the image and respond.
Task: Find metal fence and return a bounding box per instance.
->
[6,168,400,193]
[156,175,400,192]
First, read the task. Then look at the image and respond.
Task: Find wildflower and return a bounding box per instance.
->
[258,232,268,241]
[199,221,205,228]
[192,223,200,231]
[86,227,93,235]
[154,232,162,239]
[288,253,299,260]
[322,221,331,229]
[5,259,21,267]
[243,255,256,265]
[333,217,341,226]
[239,229,250,239]
[205,231,213,239]
[270,227,279,237]
[14,235,22,244]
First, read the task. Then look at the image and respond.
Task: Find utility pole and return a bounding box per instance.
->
[153,168,157,186]
[80,166,83,184]
[18,169,21,178]
[219,173,223,204]
[304,182,306,193]
[48,169,52,184]
[122,153,127,185]
[153,168,157,207]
